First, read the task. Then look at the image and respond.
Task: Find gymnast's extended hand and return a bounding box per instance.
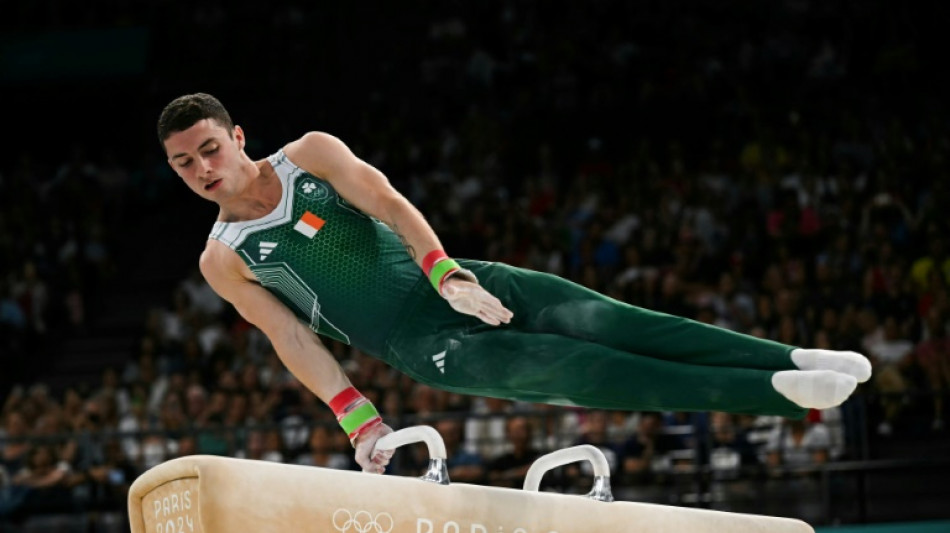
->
[441,277,514,326]
[353,422,395,474]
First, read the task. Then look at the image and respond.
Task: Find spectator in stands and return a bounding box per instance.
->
[564,410,622,489]
[31,407,77,478]
[621,411,676,484]
[141,394,185,469]
[10,445,75,516]
[0,282,26,331]
[260,429,286,463]
[408,383,447,423]
[295,424,350,470]
[915,308,950,430]
[710,272,756,332]
[61,387,84,431]
[865,315,915,435]
[465,397,512,459]
[117,395,148,467]
[160,289,194,346]
[0,410,30,479]
[436,417,484,483]
[176,435,198,457]
[765,417,831,478]
[235,429,282,462]
[184,384,209,424]
[179,268,224,319]
[11,262,48,334]
[703,411,760,477]
[82,438,136,514]
[485,416,541,488]
[911,236,950,293]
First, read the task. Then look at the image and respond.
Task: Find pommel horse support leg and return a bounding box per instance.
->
[129,427,814,533]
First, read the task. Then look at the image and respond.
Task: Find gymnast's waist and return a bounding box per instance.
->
[379,277,480,357]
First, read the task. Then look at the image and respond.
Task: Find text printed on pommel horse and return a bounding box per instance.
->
[152,489,195,533]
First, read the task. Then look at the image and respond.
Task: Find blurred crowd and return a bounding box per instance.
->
[3,0,950,529]
[0,147,124,383]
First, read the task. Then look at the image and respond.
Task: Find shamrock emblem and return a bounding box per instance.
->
[302,182,317,194]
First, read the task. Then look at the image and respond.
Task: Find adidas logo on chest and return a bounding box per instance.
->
[259,241,278,261]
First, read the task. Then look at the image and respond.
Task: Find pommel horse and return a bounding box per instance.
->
[128,425,814,533]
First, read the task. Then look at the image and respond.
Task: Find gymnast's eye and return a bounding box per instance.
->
[179,159,193,168]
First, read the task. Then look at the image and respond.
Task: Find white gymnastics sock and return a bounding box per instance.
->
[790,348,872,383]
[772,370,858,410]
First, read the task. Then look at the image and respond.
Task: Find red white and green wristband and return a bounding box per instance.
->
[329,387,382,445]
[422,250,476,295]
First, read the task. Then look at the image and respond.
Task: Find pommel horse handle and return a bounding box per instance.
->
[373,425,450,485]
[523,444,615,502]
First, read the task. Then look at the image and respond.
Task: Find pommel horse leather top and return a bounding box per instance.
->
[128,425,815,533]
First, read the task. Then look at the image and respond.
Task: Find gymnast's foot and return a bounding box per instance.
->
[790,348,872,383]
[772,370,858,409]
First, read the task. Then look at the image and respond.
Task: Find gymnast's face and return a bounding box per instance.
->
[164,118,248,202]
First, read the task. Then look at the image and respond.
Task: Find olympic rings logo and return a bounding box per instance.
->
[332,509,395,533]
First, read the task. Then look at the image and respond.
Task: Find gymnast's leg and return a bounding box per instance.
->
[390,326,854,418]
[467,261,870,382]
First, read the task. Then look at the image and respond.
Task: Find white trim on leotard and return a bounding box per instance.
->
[208,150,301,249]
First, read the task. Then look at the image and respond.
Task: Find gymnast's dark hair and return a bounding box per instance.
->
[157,93,234,144]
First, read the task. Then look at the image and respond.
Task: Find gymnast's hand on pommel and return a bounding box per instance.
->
[441,277,514,326]
[354,422,395,474]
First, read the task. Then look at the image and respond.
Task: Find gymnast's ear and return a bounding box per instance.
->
[233,125,246,150]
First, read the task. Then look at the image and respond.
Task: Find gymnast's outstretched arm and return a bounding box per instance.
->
[284,131,513,326]
[198,239,393,472]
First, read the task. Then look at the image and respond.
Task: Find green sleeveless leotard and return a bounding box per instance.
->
[208,150,426,355]
[209,150,807,418]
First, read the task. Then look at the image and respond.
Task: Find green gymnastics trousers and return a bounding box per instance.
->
[382,260,807,419]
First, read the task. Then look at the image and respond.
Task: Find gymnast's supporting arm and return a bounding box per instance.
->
[198,239,393,473]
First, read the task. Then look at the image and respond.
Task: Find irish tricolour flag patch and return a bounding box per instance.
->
[294,211,325,238]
